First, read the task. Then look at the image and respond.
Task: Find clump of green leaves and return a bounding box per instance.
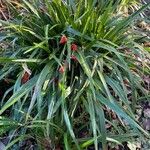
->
[0,0,149,149]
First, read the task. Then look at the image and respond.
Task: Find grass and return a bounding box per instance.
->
[0,0,150,149]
